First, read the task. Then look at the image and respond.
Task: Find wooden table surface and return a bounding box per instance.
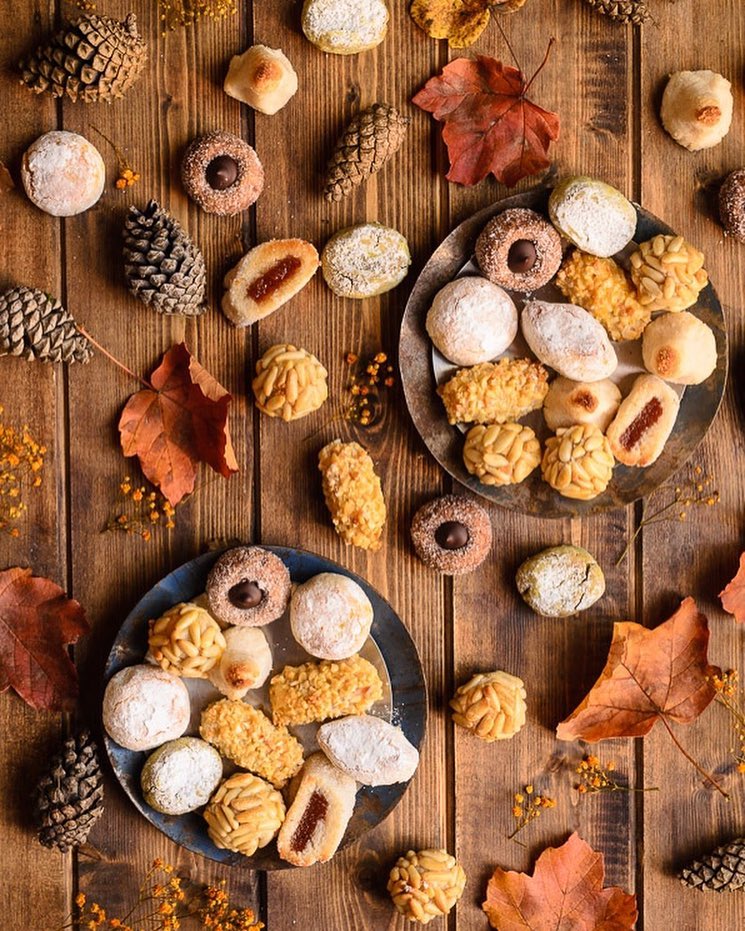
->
[2,1,744,928]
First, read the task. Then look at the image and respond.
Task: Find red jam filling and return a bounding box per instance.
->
[619,397,663,450]
[246,256,302,303]
[290,790,328,852]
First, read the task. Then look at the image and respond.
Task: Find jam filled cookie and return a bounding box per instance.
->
[475,207,562,292]
[181,131,264,216]
[206,546,291,627]
[606,373,680,467]
[410,494,492,575]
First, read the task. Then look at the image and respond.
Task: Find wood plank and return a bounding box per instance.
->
[0,1,69,928]
[447,3,639,926]
[57,0,260,917]
[639,3,745,926]
[251,2,450,928]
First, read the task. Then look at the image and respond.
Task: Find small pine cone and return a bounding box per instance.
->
[123,200,207,316]
[450,670,527,741]
[680,838,745,892]
[0,286,93,364]
[583,0,650,24]
[324,103,409,202]
[33,731,104,852]
[19,13,148,103]
[388,848,466,924]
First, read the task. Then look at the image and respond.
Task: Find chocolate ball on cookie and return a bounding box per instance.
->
[206,546,291,627]
[475,208,562,292]
[410,495,492,576]
[181,131,264,216]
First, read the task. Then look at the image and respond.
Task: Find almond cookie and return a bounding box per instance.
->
[103,665,190,752]
[516,544,605,617]
[302,0,389,54]
[200,699,303,788]
[317,714,419,786]
[437,359,548,426]
[204,772,286,857]
[141,737,223,816]
[641,311,717,385]
[450,670,527,741]
[269,654,383,727]
[147,602,227,678]
[290,572,373,660]
[21,131,105,217]
[606,373,680,467]
[277,753,357,867]
[409,494,492,575]
[548,176,637,258]
[222,239,319,328]
[388,849,466,925]
[321,223,410,298]
[462,422,541,487]
[542,377,621,433]
[181,131,264,216]
[206,546,291,628]
[318,439,386,550]
[252,343,328,421]
[207,627,273,700]
[630,234,708,312]
[541,424,615,500]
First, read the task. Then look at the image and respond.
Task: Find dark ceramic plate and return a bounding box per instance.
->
[103,547,427,869]
[400,187,728,518]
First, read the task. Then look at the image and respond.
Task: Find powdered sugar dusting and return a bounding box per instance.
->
[552,180,636,257]
[22,131,105,217]
[290,572,373,660]
[522,300,617,381]
[317,715,419,786]
[322,224,410,298]
[304,0,389,51]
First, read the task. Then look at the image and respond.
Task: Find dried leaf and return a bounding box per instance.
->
[412,50,559,187]
[0,567,89,711]
[720,552,745,622]
[483,832,638,930]
[410,0,491,48]
[557,598,719,741]
[0,161,14,194]
[118,343,238,507]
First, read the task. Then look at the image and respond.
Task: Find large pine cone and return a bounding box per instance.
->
[680,838,745,892]
[33,731,104,852]
[123,201,207,316]
[324,103,409,202]
[19,13,147,103]
[0,286,93,364]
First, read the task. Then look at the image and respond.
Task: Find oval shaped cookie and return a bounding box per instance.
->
[302,0,389,55]
[521,300,617,382]
[322,223,410,298]
[317,715,419,786]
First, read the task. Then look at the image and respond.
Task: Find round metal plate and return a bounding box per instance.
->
[103,546,427,869]
[399,187,728,518]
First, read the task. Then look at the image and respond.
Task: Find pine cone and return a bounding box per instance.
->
[19,13,147,103]
[33,731,104,851]
[680,838,745,892]
[583,0,650,24]
[324,103,409,203]
[123,201,207,316]
[0,286,93,364]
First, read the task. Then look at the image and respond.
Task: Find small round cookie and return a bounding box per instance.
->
[543,377,621,432]
[181,131,264,216]
[642,311,717,385]
[425,277,518,366]
[208,627,273,700]
[204,772,286,856]
[141,737,223,815]
[290,572,373,660]
[541,424,614,500]
[207,546,291,627]
[463,423,541,487]
[21,131,105,217]
[719,168,745,244]
[548,176,637,258]
[302,0,389,55]
[103,665,191,752]
[223,45,298,115]
[321,223,410,298]
[410,495,492,576]
[516,545,605,616]
[475,208,562,292]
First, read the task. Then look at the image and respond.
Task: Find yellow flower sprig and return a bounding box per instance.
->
[0,405,46,537]
[575,755,658,795]
[106,476,176,542]
[344,350,396,427]
[508,784,556,842]
[159,0,237,33]
[64,861,263,931]
[710,670,745,775]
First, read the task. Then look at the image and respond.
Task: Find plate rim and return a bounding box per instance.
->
[399,185,729,518]
[103,544,428,870]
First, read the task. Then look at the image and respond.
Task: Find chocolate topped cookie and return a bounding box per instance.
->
[206,546,291,627]
[410,495,492,576]
[181,131,264,216]
[475,208,562,292]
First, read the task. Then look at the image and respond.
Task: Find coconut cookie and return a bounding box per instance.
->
[141,738,223,815]
[475,208,562,292]
[290,572,373,660]
[321,223,410,298]
[181,131,264,216]
[302,0,389,55]
[206,546,291,627]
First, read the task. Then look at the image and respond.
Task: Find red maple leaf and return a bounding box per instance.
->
[483,832,638,930]
[720,552,745,622]
[118,343,238,507]
[0,567,89,711]
[412,44,559,187]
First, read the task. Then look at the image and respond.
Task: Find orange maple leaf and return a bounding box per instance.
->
[118,343,238,507]
[0,567,89,711]
[720,552,745,622]
[412,48,559,187]
[483,832,638,931]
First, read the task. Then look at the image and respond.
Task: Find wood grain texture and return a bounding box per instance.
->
[639,2,745,927]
